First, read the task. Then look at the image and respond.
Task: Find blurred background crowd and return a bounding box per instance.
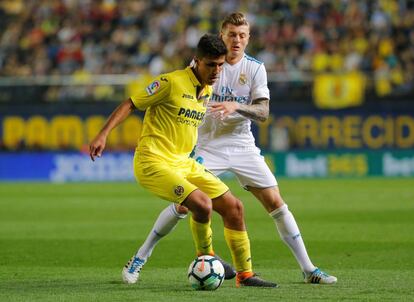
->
[0,0,414,101]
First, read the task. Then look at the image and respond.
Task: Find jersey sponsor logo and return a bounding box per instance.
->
[221,86,233,94]
[182,93,194,100]
[211,93,249,104]
[145,80,161,95]
[177,107,205,121]
[174,185,184,196]
[239,73,247,85]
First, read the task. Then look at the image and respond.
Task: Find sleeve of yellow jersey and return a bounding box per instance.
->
[130,74,171,111]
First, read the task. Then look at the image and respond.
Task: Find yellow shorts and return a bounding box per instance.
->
[133,152,228,204]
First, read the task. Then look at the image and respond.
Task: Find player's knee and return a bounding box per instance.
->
[228,197,244,220]
[261,188,285,212]
[218,195,244,222]
[269,194,285,211]
[193,202,212,221]
[186,193,212,220]
[198,196,213,215]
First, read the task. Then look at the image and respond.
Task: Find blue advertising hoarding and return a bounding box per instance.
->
[1,150,413,182]
[0,152,134,182]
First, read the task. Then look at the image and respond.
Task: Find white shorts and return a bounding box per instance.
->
[193,145,278,189]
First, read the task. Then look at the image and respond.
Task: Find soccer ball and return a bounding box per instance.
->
[187,255,225,290]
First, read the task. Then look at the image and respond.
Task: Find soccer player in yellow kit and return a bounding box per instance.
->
[89,34,276,288]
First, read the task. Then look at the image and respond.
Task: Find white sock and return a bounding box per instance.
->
[270,204,316,273]
[136,204,187,260]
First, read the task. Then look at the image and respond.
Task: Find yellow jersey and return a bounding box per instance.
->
[131,67,211,162]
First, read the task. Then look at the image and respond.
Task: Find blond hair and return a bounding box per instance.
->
[221,12,249,30]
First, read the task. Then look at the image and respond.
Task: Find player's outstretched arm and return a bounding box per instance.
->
[209,98,269,122]
[89,98,136,161]
[236,98,269,122]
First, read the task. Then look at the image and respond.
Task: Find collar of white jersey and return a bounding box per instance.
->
[225,53,246,68]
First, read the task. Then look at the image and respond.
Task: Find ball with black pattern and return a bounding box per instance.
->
[187,255,225,290]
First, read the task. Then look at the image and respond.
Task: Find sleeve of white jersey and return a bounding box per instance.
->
[251,63,270,101]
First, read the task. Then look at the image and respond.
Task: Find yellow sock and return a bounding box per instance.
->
[189,216,214,255]
[224,227,252,273]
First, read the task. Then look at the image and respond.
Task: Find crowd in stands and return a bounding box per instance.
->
[0,0,413,99]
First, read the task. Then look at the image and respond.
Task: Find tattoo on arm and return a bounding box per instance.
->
[236,98,269,122]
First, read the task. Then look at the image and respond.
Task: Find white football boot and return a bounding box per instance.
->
[304,268,337,284]
[122,256,146,284]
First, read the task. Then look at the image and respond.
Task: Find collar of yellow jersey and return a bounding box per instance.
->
[185,66,201,87]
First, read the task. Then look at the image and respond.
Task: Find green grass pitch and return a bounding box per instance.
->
[1,178,413,301]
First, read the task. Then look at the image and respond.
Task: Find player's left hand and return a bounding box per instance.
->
[209,102,239,120]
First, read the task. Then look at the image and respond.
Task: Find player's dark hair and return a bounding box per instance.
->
[196,34,227,59]
[221,12,249,30]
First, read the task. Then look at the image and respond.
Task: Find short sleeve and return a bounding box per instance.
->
[130,75,171,110]
[251,64,270,101]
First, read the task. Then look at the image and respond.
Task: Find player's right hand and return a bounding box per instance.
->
[209,102,239,120]
[89,135,106,161]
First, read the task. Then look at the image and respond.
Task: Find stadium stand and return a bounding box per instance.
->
[0,0,413,97]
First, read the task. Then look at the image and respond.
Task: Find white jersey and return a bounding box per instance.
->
[193,54,277,189]
[197,54,270,148]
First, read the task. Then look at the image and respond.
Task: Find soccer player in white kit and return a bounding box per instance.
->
[123,12,337,285]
